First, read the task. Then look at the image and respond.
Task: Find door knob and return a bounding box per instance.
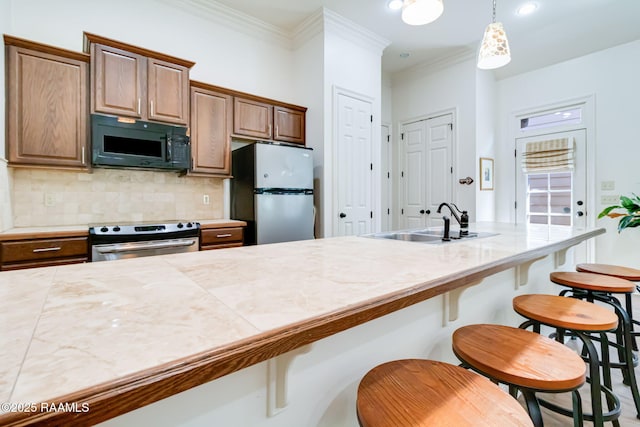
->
[458,176,474,185]
[576,211,584,217]
[420,209,425,214]
[339,212,346,218]
[426,209,431,214]
[577,200,584,206]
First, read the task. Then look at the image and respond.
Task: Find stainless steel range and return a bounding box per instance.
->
[89,221,200,262]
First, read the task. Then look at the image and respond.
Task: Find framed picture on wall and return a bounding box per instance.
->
[479,157,494,191]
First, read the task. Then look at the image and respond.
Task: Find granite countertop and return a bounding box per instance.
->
[0,222,604,425]
[0,220,246,240]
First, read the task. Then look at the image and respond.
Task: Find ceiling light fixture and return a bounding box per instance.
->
[477,0,511,70]
[516,2,538,16]
[388,0,403,11]
[401,0,444,26]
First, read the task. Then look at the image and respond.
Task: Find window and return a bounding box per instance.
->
[519,107,582,131]
[526,172,573,226]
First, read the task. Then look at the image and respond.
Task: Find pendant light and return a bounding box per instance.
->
[477,0,511,69]
[401,0,444,26]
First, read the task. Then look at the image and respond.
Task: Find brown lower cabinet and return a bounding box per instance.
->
[0,236,89,271]
[200,227,244,251]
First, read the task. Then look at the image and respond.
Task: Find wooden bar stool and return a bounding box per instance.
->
[550,271,640,419]
[576,263,640,350]
[452,324,586,427]
[356,359,533,427]
[513,294,621,427]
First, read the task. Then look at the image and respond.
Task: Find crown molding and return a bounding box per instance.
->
[322,8,390,56]
[391,47,476,86]
[157,1,390,55]
[291,8,324,50]
[157,0,292,48]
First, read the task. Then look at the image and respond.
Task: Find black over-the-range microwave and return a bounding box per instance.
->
[91,114,191,172]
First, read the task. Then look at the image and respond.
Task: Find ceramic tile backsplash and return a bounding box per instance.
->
[0,161,12,231]
[11,169,225,226]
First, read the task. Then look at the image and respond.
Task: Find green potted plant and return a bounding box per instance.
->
[598,193,640,232]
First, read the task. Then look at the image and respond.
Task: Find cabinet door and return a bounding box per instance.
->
[93,44,145,118]
[274,106,305,144]
[6,46,88,168]
[233,97,273,139]
[148,58,189,125]
[190,86,232,175]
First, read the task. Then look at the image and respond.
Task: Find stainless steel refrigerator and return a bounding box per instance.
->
[231,142,314,245]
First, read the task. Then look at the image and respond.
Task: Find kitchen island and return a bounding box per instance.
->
[0,223,603,426]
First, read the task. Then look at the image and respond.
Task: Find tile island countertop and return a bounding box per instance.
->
[0,222,604,426]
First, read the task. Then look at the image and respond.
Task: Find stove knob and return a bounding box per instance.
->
[177,222,184,229]
[100,226,108,233]
[113,226,121,232]
[186,222,192,228]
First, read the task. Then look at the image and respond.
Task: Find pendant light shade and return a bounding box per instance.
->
[401,0,444,26]
[477,0,511,70]
[477,22,511,69]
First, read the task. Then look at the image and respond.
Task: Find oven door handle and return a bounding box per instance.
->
[94,239,197,254]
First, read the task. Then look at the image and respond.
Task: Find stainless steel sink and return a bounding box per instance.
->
[362,228,498,244]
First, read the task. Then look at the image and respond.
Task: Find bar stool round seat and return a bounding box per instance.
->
[453,324,586,427]
[513,294,620,426]
[513,294,618,332]
[576,263,640,282]
[356,359,533,427]
[550,271,636,294]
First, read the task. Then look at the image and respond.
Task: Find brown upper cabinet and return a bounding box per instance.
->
[190,82,233,176]
[233,96,306,145]
[4,35,89,169]
[84,32,194,126]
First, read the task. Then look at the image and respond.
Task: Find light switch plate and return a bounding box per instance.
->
[601,195,619,205]
[601,181,615,191]
[203,194,210,205]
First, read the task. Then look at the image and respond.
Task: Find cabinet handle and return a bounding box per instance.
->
[216,234,232,238]
[137,98,141,115]
[275,125,278,136]
[81,146,85,165]
[268,124,272,135]
[150,100,154,117]
[33,247,61,253]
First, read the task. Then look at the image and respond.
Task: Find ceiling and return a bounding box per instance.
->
[208,0,640,79]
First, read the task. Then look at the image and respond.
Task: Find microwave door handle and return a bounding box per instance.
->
[165,135,172,162]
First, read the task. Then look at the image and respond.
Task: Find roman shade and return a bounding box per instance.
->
[522,137,575,173]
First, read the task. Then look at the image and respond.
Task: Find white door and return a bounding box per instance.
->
[381,125,392,232]
[402,120,426,229]
[425,115,453,228]
[516,129,588,260]
[336,94,372,236]
[401,114,453,229]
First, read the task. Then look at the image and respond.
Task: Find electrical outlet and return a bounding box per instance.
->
[203,194,210,205]
[601,195,620,205]
[601,181,615,191]
[44,193,55,207]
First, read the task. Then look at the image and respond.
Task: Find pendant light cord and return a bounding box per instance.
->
[492,0,497,23]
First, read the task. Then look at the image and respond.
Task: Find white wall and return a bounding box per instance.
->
[0,0,12,231]
[292,30,324,238]
[319,12,387,237]
[496,40,640,265]
[391,57,478,223]
[475,69,497,222]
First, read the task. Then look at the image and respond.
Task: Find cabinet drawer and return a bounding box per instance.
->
[200,228,243,246]
[1,237,89,263]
